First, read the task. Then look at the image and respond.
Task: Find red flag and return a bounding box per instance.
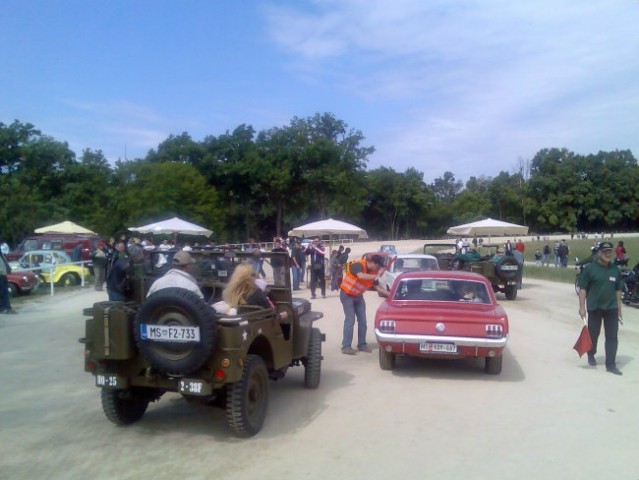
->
[573,324,592,357]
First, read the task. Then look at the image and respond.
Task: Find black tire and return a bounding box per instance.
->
[505,285,518,300]
[304,328,322,389]
[134,288,217,375]
[60,272,80,287]
[8,283,18,296]
[225,354,269,437]
[485,356,502,375]
[495,256,519,281]
[101,388,149,425]
[379,348,396,371]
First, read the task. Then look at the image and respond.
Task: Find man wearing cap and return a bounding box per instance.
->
[339,254,386,355]
[147,250,203,299]
[577,241,623,375]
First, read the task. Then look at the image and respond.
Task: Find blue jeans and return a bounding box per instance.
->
[291,266,301,290]
[340,290,367,348]
[108,290,126,302]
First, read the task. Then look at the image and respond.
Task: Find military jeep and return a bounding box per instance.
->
[424,242,521,300]
[79,248,324,437]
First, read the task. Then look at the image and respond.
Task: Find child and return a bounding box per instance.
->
[534,249,542,267]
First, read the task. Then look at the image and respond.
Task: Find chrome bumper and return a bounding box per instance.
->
[375,329,508,348]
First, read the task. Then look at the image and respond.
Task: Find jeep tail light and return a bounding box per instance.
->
[379,320,396,333]
[215,369,226,381]
[485,324,503,338]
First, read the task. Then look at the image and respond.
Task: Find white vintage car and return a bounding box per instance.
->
[378,254,439,292]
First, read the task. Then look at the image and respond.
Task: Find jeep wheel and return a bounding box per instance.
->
[134,288,217,375]
[304,328,322,389]
[484,356,503,375]
[60,272,80,287]
[379,348,396,371]
[101,388,149,425]
[505,284,518,300]
[8,283,18,296]
[226,354,269,437]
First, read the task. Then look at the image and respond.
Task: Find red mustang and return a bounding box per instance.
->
[374,270,509,374]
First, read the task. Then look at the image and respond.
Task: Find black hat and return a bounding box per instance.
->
[598,241,613,251]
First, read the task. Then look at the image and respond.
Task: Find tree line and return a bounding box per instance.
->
[1,114,637,247]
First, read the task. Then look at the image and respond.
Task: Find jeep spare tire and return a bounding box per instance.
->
[134,287,217,375]
[495,256,519,281]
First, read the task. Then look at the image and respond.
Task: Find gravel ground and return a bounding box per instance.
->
[0,239,637,480]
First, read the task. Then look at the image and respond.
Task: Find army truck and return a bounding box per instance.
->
[80,248,324,437]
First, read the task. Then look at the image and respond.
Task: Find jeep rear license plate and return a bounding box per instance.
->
[96,374,127,388]
[178,379,212,396]
[140,324,200,342]
[419,342,457,354]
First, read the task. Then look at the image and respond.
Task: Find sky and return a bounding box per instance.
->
[2,0,638,183]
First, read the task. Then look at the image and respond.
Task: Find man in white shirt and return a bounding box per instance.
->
[146,250,203,299]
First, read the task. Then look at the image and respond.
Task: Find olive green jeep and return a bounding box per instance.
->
[423,242,522,300]
[79,248,324,437]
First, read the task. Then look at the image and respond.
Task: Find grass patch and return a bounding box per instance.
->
[523,264,577,286]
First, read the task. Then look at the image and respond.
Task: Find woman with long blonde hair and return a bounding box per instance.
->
[222,262,270,309]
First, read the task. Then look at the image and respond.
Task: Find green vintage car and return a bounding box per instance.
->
[80,248,324,437]
[424,242,522,300]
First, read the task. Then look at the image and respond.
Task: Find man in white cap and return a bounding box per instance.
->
[146,250,202,298]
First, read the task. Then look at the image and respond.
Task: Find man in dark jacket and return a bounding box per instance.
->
[106,240,129,301]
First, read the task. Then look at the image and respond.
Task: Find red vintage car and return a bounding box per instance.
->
[374,270,509,374]
[7,271,39,296]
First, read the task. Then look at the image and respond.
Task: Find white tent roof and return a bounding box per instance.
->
[446,218,529,236]
[288,218,368,239]
[34,220,97,235]
[128,217,213,237]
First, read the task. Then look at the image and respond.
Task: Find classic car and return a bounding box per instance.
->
[7,271,39,296]
[374,270,509,374]
[379,244,397,255]
[10,250,90,286]
[377,254,439,292]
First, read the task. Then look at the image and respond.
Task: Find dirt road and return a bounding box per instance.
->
[1,240,637,479]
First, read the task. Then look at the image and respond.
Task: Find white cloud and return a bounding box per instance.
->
[264,0,639,181]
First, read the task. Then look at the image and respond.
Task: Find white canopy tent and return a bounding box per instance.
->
[287,218,368,239]
[446,218,529,237]
[128,217,213,237]
[34,220,97,235]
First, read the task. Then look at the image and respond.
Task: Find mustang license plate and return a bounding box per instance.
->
[419,342,457,354]
[140,324,200,342]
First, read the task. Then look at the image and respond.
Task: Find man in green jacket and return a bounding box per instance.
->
[577,241,623,375]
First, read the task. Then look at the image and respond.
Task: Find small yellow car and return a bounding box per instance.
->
[10,250,91,286]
